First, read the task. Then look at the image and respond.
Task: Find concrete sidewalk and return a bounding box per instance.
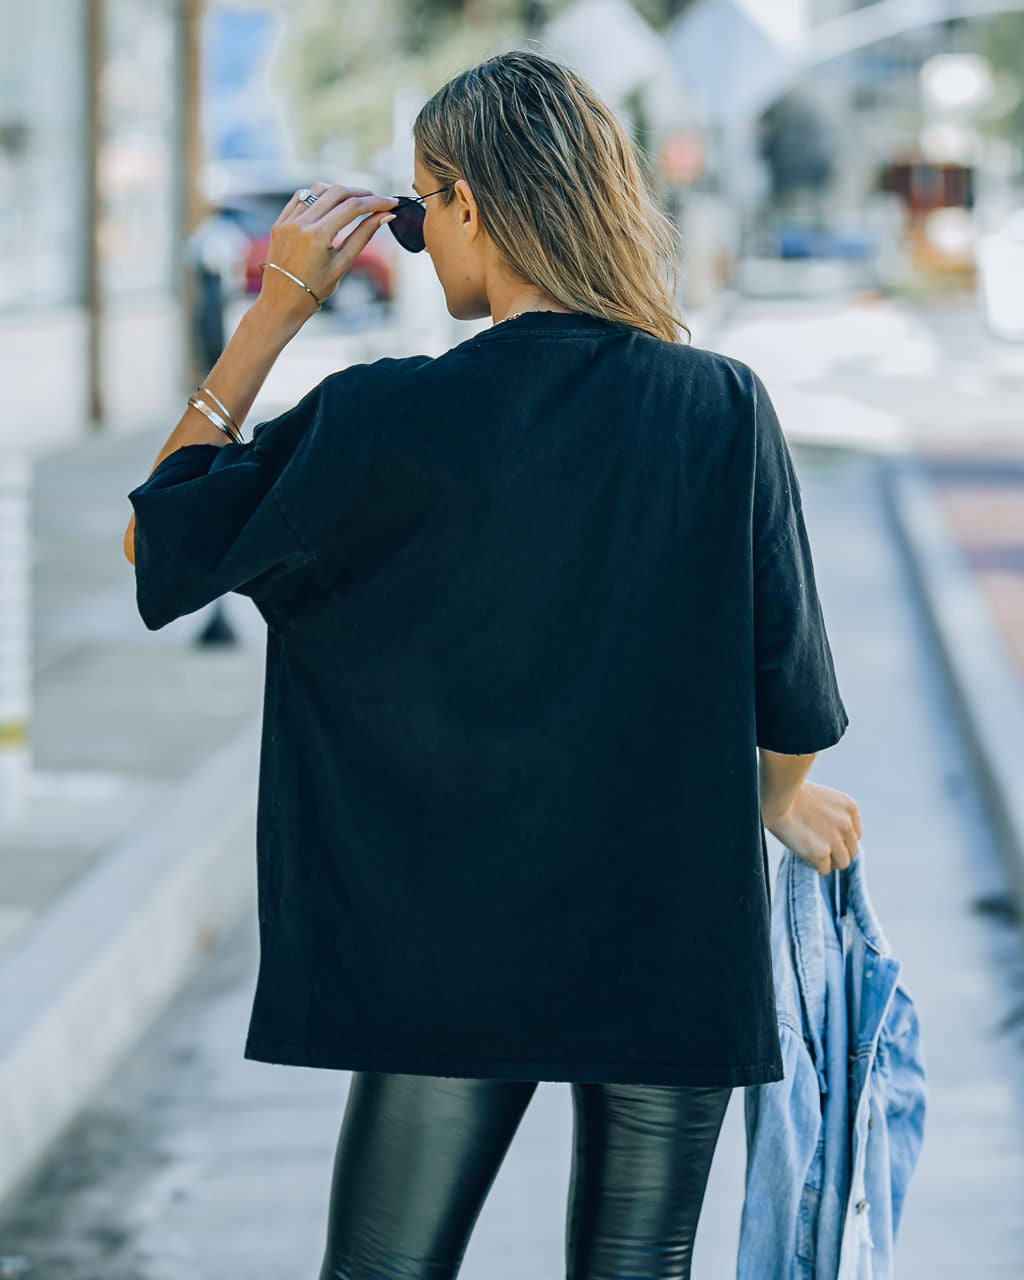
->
[0,419,270,1206]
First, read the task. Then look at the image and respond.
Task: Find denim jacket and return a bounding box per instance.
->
[736,842,927,1279]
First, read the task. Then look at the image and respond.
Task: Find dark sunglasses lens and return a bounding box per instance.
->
[387,198,425,252]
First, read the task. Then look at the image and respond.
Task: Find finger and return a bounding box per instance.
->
[331,207,397,257]
[305,188,375,232]
[330,203,399,251]
[323,192,399,235]
[279,181,332,222]
[281,181,374,223]
[325,194,401,246]
[299,185,379,224]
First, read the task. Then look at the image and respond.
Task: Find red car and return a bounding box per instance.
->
[215,186,398,311]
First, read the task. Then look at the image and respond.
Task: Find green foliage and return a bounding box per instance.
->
[269,0,543,168]
[629,0,696,31]
[267,0,700,168]
[971,13,1024,146]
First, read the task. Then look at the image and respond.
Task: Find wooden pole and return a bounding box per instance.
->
[180,0,209,395]
[85,0,104,430]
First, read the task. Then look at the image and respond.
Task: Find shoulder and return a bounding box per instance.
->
[246,353,437,459]
[675,342,761,402]
[317,351,448,418]
[282,337,768,438]
[615,330,763,413]
[669,346,785,461]
[315,351,438,405]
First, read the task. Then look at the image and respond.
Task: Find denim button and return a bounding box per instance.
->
[856,1198,868,1213]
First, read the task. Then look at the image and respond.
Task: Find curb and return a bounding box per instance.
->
[878,452,1024,916]
[0,714,261,1207]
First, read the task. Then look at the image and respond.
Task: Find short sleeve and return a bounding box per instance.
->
[750,369,849,754]
[127,375,362,630]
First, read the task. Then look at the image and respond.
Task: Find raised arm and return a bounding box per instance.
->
[124,183,398,565]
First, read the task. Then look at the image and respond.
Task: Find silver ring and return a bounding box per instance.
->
[296,188,319,206]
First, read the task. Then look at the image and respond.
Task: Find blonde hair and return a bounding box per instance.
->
[413,49,691,344]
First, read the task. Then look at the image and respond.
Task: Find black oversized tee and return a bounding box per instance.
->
[127,309,848,1086]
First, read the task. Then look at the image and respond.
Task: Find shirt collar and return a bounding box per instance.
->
[461,310,630,345]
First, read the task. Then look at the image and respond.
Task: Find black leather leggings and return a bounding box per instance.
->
[318,1071,733,1280]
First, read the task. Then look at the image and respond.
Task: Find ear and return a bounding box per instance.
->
[453,178,483,243]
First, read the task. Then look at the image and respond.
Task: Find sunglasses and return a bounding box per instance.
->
[385,184,456,252]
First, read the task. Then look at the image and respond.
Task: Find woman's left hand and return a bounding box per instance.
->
[259,182,400,316]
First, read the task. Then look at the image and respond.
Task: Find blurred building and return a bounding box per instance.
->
[0,0,195,450]
[542,0,737,309]
[0,1,89,310]
[662,0,1017,293]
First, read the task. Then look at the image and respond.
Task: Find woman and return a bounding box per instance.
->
[125,49,861,1280]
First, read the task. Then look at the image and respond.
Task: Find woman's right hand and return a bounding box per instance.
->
[762,780,863,876]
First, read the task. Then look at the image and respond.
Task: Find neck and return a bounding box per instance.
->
[487,279,575,327]
[491,302,576,326]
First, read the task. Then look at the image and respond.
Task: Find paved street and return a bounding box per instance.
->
[1,294,1023,1276]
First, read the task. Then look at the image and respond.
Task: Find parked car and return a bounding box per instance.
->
[738,214,878,298]
[198,166,399,313]
[751,218,875,261]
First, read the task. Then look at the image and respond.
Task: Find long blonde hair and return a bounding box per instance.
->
[413,50,691,344]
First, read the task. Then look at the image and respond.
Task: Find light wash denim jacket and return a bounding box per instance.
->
[736,842,927,1279]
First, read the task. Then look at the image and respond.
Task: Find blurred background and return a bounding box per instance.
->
[1,0,1024,1275]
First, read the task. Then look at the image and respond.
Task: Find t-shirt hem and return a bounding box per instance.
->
[243,1033,785,1087]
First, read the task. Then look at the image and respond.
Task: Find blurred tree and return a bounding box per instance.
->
[629,0,697,31]
[266,0,702,171]
[268,0,533,170]
[972,13,1024,151]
